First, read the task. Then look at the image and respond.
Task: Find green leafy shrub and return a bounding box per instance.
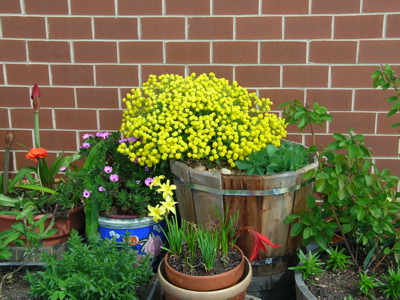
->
[378,268,400,300]
[289,250,325,284]
[26,231,153,300]
[326,247,353,271]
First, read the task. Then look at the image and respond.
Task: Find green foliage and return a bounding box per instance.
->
[196,225,219,272]
[326,247,353,271]
[278,99,332,146]
[289,250,325,284]
[371,64,400,125]
[358,272,380,299]
[378,268,400,300]
[285,128,400,270]
[26,231,153,300]
[235,140,315,175]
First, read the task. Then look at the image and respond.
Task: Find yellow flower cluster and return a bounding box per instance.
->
[119,73,287,167]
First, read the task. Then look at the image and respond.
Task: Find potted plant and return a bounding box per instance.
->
[75,131,170,263]
[147,176,281,300]
[117,73,322,279]
[283,98,400,299]
[0,84,84,259]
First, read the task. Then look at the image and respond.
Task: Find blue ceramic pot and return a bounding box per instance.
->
[98,214,166,261]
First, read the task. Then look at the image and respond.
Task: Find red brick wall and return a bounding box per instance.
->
[1,0,400,175]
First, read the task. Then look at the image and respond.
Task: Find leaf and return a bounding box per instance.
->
[290,222,304,236]
[306,194,316,209]
[315,178,326,192]
[386,95,398,102]
[284,214,299,224]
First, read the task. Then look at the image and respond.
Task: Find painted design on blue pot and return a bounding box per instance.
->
[141,232,163,258]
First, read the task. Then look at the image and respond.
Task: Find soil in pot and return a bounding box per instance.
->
[0,265,41,300]
[303,251,392,300]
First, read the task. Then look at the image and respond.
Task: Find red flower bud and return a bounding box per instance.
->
[31,84,41,112]
[5,131,14,149]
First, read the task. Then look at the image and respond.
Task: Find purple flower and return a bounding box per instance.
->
[59,167,67,172]
[81,142,90,149]
[96,132,110,139]
[136,180,141,184]
[144,167,149,172]
[133,157,139,164]
[110,174,119,182]
[104,166,113,173]
[118,139,127,144]
[126,137,138,142]
[83,190,91,198]
[99,186,106,192]
[82,133,94,139]
[144,177,154,186]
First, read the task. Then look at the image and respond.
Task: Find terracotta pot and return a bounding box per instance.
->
[158,255,252,300]
[164,246,245,292]
[0,206,85,246]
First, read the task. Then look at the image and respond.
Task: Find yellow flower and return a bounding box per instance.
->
[161,195,178,215]
[148,204,166,223]
[157,180,177,199]
[149,175,165,189]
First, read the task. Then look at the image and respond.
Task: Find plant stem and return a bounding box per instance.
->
[3,148,10,196]
[33,111,40,148]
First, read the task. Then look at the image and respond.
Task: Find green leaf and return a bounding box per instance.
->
[284,214,299,224]
[315,179,326,192]
[290,222,304,236]
[386,95,398,102]
[306,194,316,209]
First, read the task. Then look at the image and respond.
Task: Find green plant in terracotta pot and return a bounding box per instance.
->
[0,84,84,256]
[117,73,321,277]
[147,176,281,299]
[74,131,170,262]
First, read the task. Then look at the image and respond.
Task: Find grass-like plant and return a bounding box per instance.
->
[289,250,325,284]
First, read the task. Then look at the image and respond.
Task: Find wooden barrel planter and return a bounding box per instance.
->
[170,157,317,279]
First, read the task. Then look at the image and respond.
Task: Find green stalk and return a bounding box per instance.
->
[2,148,10,196]
[85,198,99,237]
[33,111,40,148]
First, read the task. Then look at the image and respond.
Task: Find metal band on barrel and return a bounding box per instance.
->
[173,175,315,196]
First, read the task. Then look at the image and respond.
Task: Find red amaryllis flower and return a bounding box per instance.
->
[244,227,281,261]
[5,131,14,149]
[31,84,41,112]
[26,148,48,162]
[31,84,41,100]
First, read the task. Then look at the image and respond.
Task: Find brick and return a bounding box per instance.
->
[166,0,210,15]
[263,0,309,14]
[214,0,259,15]
[309,41,357,63]
[28,41,71,63]
[42,87,75,108]
[99,109,124,131]
[6,64,50,85]
[76,88,119,108]
[213,42,258,64]
[188,66,234,82]
[140,66,186,84]
[359,41,400,63]
[235,66,280,87]
[52,65,94,86]
[0,40,26,62]
[2,17,46,39]
[285,16,331,39]
[189,17,233,40]
[259,89,305,109]
[119,42,163,63]
[331,66,379,88]
[365,136,398,157]
[55,109,97,130]
[261,42,306,64]
[70,0,115,15]
[283,66,329,88]
[25,0,69,14]
[141,18,185,40]
[0,87,30,107]
[118,0,162,15]
[48,17,92,39]
[166,42,210,64]
[312,0,360,14]
[96,65,139,87]
[0,65,3,85]
[375,159,400,178]
[1,0,21,13]
[307,89,352,111]
[329,112,375,134]
[334,15,383,39]
[386,14,400,38]
[95,18,138,39]
[40,130,79,151]
[354,89,393,112]
[8,130,34,151]
[74,41,117,63]
[304,134,336,149]
[236,17,282,40]
[11,109,53,129]
[377,113,400,135]
[363,0,400,12]
[0,109,9,128]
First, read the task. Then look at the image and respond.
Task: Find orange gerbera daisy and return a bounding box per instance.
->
[26,148,48,162]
